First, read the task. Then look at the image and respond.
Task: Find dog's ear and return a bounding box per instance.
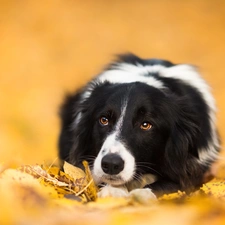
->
[164,96,200,175]
[70,109,97,167]
[58,90,84,163]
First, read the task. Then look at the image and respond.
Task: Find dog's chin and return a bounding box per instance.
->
[98,175,129,186]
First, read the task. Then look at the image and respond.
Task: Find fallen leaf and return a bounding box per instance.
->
[201,179,225,198]
[63,161,86,180]
[82,160,98,201]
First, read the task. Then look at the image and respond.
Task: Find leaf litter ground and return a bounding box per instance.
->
[1,160,225,225]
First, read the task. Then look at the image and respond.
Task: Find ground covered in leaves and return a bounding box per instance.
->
[1,160,225,225]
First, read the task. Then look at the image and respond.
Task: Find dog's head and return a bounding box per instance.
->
[69,81,199,186]
[59,54,219,193]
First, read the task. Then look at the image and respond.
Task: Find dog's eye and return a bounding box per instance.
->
[140,122,152,131]
[99,116,109,126]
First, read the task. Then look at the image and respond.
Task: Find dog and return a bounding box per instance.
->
[58,53,220,198]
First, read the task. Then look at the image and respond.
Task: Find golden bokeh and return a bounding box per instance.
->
[1,0,225,164]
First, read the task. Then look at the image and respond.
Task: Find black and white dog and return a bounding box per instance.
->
[58,54,220,198]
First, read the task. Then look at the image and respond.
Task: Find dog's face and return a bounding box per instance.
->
[88,82,171,186]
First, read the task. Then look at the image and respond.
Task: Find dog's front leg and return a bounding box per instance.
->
[98,185,157,202]
[129,188,157,201]
[98,185,129,198]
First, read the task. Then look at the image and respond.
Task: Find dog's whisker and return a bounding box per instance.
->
[136,163,162,176]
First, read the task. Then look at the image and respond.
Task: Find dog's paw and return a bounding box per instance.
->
[98,185,129,198]
[129,188,157,203]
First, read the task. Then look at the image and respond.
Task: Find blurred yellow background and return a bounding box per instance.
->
[1,0,225,164]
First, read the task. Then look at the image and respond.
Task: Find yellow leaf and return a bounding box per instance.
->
[20,165,70,187]
[201,179,225,198]
[159,191,187,201]
[82,160,98,201]
[62,161,98,201]
[63,161,86,180]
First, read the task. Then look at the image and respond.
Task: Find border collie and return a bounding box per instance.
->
[58,53,220,198]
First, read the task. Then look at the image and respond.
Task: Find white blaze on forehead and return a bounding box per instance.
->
[93,99,135,185]
[115,99,128,131]
[102,98,128,153]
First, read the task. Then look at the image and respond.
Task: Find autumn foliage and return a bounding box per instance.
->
[0,160,225,225]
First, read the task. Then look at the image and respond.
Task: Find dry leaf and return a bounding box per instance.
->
[63,161,86,180]
[20,165,70,187]
[201,179,225,198]
[1,161,225,225]
[82,160,98,201]
[159,191,187,201]
[18,161,98,202]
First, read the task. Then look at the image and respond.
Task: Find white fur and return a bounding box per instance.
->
[93,132,135,186]
[98,185,129,198]
[198,142,221,165]
[98,67,164,89]
[115,100,128,131]
[97,185,156,200]
[93,100,135,186]
[112,62,165,76]
[129,188,157,201]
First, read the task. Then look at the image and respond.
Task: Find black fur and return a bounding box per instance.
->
[58,53,220,196]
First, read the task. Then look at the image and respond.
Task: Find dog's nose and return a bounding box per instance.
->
[101,153,124,175]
